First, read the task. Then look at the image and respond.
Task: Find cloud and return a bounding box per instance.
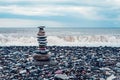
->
[0,5,62,16]
[1,0,120,8]
[0,0,118,8]
[0,0,120,28]
[72,0,120,8]
[0,18,66,27]
[0,0,74,4]
[0,0,119,20]
[0,5,102,20]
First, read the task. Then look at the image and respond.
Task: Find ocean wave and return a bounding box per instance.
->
[0,34,120,46]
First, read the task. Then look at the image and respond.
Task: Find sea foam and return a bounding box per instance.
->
[0,34,120,47]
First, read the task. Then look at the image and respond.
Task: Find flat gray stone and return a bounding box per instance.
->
[33,60,57,66]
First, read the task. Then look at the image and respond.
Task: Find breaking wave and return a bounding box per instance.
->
[0,34,120,47]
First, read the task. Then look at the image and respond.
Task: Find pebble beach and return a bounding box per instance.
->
[0,46,120,80]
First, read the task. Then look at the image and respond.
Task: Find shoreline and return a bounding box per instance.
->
[0,45,120,47]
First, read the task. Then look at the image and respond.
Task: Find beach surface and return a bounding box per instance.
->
[0,46,120,80]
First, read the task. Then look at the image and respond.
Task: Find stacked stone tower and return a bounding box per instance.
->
[33,26,56,66]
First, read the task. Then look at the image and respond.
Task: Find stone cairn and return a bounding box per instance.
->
[33,26,56,66]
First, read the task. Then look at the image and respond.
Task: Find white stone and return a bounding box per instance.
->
[19,70,27,74]
[55,74,69,79]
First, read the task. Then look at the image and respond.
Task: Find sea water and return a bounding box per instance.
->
[0,27,120,46]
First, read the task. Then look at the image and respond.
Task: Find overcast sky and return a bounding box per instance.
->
[0,0,120,28]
